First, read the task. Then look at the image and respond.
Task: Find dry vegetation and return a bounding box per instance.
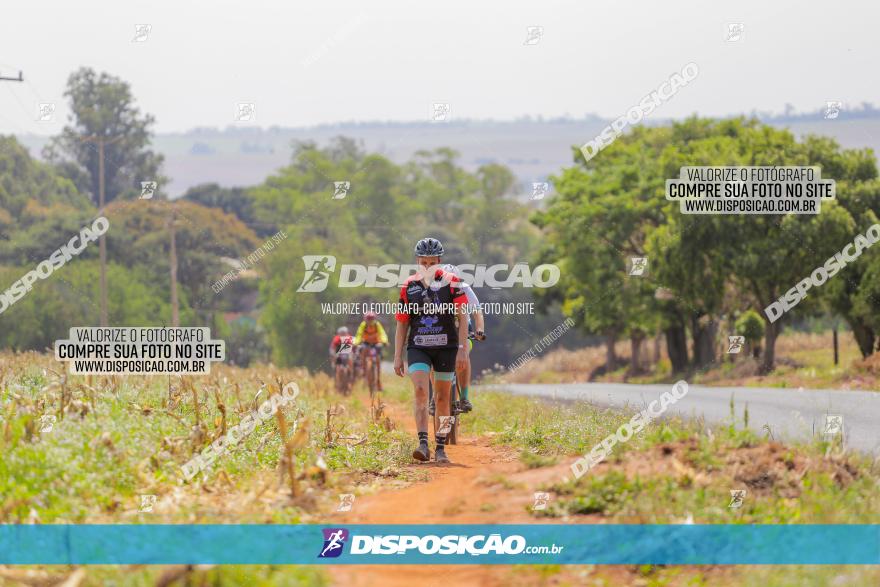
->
[497,330,880,391]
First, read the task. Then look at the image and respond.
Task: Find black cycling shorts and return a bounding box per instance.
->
[407,347,457,374]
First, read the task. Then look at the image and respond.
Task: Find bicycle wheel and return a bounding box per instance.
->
[447,378,459,445]
[343,364,353,396]
[335,365,343,394]
[366,355,376,397]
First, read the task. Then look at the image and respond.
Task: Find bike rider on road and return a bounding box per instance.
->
[393,237,469,464]
[354,311,389,391]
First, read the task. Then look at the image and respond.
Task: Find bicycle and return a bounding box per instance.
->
[334,354,354,396]
[429,331,485,445]
[361,344,382,399]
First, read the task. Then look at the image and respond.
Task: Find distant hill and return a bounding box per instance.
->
[15,108,880,198]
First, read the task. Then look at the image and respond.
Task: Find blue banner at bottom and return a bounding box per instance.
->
[1,525,878,565]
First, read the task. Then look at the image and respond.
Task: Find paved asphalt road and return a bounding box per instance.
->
[481,382,880,455]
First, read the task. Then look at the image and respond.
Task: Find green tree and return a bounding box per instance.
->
[103,199,261,325]
[43,68,166,205]
[540,117,874,375]
[182,183,261,233]
[0,262,176,350]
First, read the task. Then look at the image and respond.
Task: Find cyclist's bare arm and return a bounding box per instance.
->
[459,281,485,336]
[455,303,469,370]
[393,321,408,376]
[474,309,485,335]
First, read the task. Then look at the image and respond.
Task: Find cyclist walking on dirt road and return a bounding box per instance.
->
[393,237,469,464]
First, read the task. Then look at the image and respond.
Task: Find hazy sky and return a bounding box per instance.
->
[1,1,877,135]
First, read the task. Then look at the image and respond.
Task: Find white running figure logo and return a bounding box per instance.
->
[321,529,346,557]
[437,415,455,436]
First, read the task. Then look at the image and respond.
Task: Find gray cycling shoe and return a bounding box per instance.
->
[434,447,450,463]
[412,441,431,462]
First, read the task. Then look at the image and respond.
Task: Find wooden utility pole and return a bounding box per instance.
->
[833,323,839,366]
[168,204,180,327]
[79,135,123,326]
[97,140,108,326]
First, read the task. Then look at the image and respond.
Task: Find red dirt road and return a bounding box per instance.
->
[322,402,595,587]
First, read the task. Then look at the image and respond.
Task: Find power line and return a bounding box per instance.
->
[0,70,23,82]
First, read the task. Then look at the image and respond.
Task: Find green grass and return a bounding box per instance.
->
[4,357,880,586]
[465,387,880,584]
[0,364,414,524]
[468,389,880,525]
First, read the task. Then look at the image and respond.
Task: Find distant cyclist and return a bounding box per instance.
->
[329,326,354,362]
[354,311,388,391]
[393,237,469,464]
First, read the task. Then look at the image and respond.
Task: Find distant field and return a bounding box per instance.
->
[15,115,880,197]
